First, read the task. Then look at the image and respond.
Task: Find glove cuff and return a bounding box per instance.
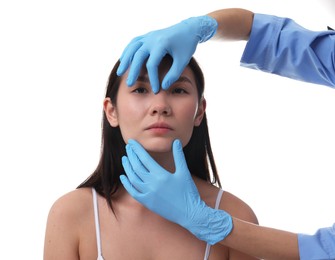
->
[182,15,218,43]
[187,207,233,245]
[206,208,233,245]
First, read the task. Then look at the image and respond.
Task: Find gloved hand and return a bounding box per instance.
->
[117,15,218,93]
[120,139,233,245]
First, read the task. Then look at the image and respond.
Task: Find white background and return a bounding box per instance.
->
[0,0,334,259]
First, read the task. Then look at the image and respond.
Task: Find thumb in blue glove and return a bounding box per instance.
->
[120,138,233,245]
[116,16,217,93]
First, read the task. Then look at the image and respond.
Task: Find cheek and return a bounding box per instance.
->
[180,101,199,122]
[178,111,198,147]
[176,101,200,142]
[116,102,144,137]
[117,104,137,126]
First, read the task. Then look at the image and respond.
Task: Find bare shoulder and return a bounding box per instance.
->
[220,190,258,224]
[193,177,258,224]
[47,188,92,221]
[44,188,94,259]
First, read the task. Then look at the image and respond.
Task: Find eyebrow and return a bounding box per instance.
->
[137,75,193,85]
[176,76,193,85]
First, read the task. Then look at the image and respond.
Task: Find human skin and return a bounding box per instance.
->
[208,8,254,41]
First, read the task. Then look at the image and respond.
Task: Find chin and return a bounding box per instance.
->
[140,138,175,153]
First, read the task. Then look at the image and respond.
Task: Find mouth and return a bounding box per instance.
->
[146,122,173,130]
[145,122,173,134]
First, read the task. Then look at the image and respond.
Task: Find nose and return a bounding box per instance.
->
[150,92,172,116]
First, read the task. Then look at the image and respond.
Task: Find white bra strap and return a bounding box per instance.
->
[92,188,103,259]
[215,189,224,210]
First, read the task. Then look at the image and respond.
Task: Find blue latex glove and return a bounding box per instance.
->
[116,16,218,93]
[120,139,233,245]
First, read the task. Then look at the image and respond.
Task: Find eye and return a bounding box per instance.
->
[171,87,188,94]
[132,87,148,94]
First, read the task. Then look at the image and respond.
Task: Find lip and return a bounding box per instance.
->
[145,122,173,130]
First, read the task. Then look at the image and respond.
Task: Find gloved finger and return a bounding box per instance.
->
[119,35,143,60]
[119,174,142,198]
[172,139,188,174]
[117,39,144,78]
[126,47,151,87]
[161,60,187,90]
[147,66,159,94]
[122,156,147,192]
[125,143,152,180]
[128,139,167,177]
[146,49,167,94]
[172,139,199,197]
[120,177,152,210]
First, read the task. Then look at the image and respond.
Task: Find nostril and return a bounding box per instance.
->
[150,105,171,116]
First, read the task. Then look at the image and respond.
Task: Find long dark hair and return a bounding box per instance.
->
[78,55,221,211]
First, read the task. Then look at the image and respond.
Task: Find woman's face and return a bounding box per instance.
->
[104,62,206,156]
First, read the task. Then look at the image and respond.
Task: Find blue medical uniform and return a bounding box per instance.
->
[241,13,335,88]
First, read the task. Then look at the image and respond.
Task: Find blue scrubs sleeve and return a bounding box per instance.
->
[298,224,335,260]
[240,14,335,88]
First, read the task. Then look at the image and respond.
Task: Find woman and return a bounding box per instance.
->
[43,55,258,259]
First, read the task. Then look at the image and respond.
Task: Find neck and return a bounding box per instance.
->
[149,152,176,173]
